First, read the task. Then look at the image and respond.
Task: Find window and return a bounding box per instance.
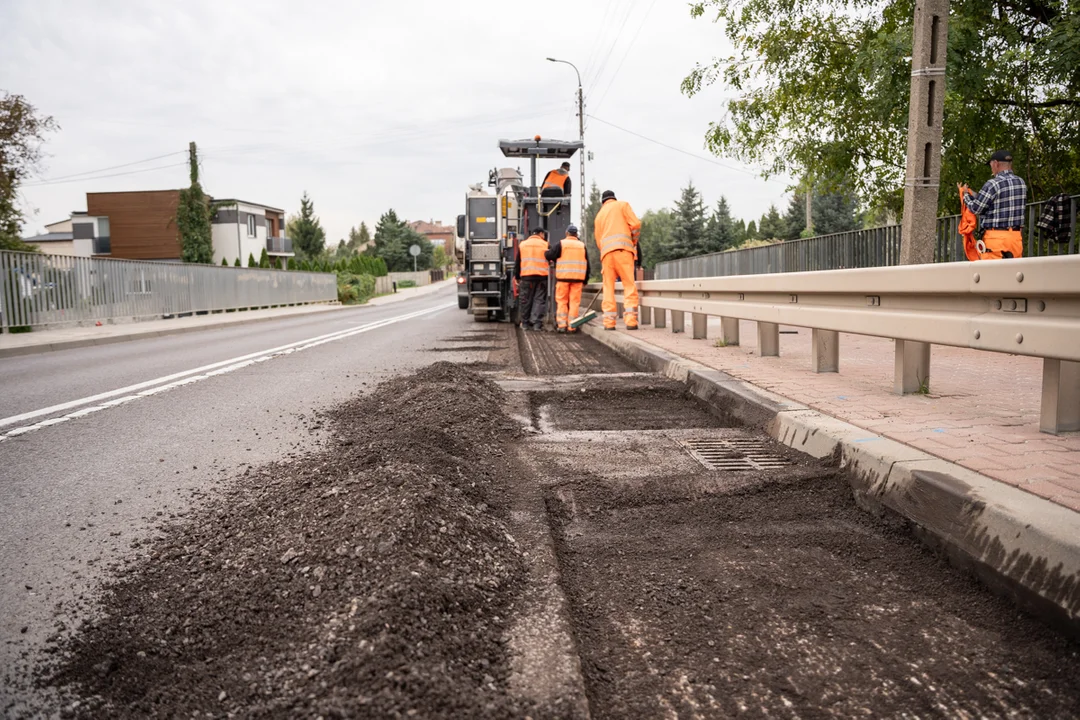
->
[247,214,256,237]
[97,217,110,237]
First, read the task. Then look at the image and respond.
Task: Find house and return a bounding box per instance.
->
[408,219,455,250]
[23,191,293,266]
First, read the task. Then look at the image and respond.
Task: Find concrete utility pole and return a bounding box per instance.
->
[804,179,813,237]
[896,0,949,394]
[546,57,585,222]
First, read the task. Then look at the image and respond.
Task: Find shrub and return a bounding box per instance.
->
[397,279,417,288]
[337,282,358,304]
[336,272,378,304]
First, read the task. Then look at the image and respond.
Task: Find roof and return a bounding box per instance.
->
[23,232,74,242]
[498,137,583,159]
[211,198,286,213]
[408,220,455,235]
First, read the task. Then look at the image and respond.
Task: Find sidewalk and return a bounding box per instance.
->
[611,316,1080,512]
[366,278,454,306]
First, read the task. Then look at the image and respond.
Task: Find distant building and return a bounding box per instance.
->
[24,191,293,266]
[408,219,455,250]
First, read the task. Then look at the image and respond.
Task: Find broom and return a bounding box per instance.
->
[569,288,601,330]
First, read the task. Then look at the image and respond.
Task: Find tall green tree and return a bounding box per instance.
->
[733,218,747,244]
[785,188,861,239]
[177,142,218,264]
[745,220,758,240]
[582,182,603,280]
[683,0,1080,215]
[0,92,57,251]
[287,191,326,259]
[347,222,372,253]
[758,204,786,240]
[704,196,737,253]
[637,208,676,269]
[367,209,434,271]
[669,182,708,258]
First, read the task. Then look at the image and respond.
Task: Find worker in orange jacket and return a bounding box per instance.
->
[514,228,549,331]
[545,224,591,333]
[593,190,641,330]
[541,162,572,198]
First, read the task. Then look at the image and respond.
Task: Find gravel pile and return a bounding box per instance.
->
[40,362,530,719]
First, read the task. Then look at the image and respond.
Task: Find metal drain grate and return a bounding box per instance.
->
[679,437,793,471]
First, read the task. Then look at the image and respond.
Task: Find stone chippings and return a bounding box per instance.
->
[37,362,532,719]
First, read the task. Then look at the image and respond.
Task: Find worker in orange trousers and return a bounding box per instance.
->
[545,224,591,333]
[593,190,641,330]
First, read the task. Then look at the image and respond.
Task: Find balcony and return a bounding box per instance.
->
[267,236,293,254]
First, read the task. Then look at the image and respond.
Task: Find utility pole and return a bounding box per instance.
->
[546,57,585,221]
[896,0,949,394]
[188,141,198,184]
[804,179,813,237]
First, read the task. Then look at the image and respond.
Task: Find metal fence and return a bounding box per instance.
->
[1,251,337,331]
[656,194,1079,280]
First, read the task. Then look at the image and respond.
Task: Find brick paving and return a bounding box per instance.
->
[616,313,1080,512]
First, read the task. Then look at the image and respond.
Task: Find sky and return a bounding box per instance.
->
[1,0,792,242]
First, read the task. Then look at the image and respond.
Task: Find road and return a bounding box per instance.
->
[0,284,477,705]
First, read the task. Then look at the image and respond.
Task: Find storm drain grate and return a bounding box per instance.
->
[679,437,793,471]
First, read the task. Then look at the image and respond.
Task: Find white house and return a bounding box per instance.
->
[21,212,107,257]
[211,199,293,266]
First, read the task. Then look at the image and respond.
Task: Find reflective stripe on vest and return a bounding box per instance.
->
[598,232,635,256]
[556,238,587,281]
[542,169,568,192]
[520,236,549,276]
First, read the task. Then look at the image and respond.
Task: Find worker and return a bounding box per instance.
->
[545,224,590,333]
[541,162,572,198]
[961,150,1027,260]
[514,227,549,331]
[593,190,641,330]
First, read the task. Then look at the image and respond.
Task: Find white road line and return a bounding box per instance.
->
[0,302,454,441]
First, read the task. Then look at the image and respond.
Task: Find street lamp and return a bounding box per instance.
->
[546,57,585,228]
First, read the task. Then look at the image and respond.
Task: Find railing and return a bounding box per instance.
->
[0,250,336,331]
[656,194,1079,279]
[267,236,293,254]
[587,254,1080,434]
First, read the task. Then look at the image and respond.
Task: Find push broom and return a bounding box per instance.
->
[569,289,601,330]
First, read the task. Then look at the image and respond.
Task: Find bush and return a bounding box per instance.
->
[397,279,417,289]
[337,282,358,304]
[336,272,378,304]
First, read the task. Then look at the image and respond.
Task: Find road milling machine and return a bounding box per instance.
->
[456,136,583,323]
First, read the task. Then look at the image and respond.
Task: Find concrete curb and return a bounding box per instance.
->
[583,323,1080,638]
[0,303,350,359]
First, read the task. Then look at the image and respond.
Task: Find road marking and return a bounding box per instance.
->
[0,302,454,441]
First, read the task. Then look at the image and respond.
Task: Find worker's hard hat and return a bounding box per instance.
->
[601,190,616,202]
[567,225,578,235]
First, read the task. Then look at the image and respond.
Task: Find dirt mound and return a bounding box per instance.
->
[39,362,531,719]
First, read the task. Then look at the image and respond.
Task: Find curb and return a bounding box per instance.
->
[583,323,1080,638]
[0,303,351,359]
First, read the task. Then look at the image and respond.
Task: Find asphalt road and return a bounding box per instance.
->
[0,284,479,704]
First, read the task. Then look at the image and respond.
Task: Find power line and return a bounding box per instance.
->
[23,162,189,187]
[592,0,658,114]
[587,114,784,183]
[28,150,187,184]
[585,0,640,98]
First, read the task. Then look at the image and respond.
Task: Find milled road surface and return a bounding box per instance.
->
[0,285,479,712]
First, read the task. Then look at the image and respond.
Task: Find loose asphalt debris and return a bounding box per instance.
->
[36,363,532,719]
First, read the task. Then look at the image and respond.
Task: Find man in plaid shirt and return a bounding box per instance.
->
[961,150,1027,259]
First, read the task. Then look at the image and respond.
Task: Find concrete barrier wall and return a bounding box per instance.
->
[387,271,431,287]
[374,276,395,295]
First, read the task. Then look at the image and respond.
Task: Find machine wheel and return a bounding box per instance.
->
[458,296,469,310]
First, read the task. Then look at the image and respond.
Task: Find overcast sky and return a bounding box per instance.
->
[2,0,791,242]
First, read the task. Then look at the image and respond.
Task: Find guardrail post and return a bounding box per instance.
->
[758,322,780,356]
[1040,359,1080,434]
[721,317,740,346]
[671,310,685,334]
[692,312,707,339]
[640,305,652,325]
[894,340,931,394]
[654,307,666,329]
[812,329,840,373]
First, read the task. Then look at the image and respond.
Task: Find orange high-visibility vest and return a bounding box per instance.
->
[555,237,587,281]
[542,169,569,193]
[594,199,641,259]
[519,235,549,277]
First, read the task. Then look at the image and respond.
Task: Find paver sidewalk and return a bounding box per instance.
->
[613,315,1080,512]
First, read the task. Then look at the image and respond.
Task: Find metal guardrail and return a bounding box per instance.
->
[588,254,1080,434]
[655,194,1079,279]
[0,250,337,331]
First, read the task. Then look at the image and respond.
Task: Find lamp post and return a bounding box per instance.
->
[546,57,585,226]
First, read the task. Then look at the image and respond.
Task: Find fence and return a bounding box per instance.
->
[656,194,1079,280]
[1,250,337,331]
[387,271,432,287]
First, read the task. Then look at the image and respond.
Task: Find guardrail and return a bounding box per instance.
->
[1,250,337,331]
[655,194,1079,280]
[588,254,1080,434]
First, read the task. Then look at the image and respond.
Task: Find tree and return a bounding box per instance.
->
[367,209,434,271]
[347,222,372,253]
[176,142,218,264]
[334,239,352,261]
[233,257,241,267]
[247,252,257,268]
[704,197,737,253]
[582,182,603,280]
[683,1,1080,215]
[637,208,676,269]
[733,218,747,244]
[745,220,758,240]
[669,182,708,259]
[432,245,450,269]
[758,204,786,240]
[288,191,326,259]
[221,257,228,266]
[259,248,270,268]
[785,187,861,239]
[1,92,57,250]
